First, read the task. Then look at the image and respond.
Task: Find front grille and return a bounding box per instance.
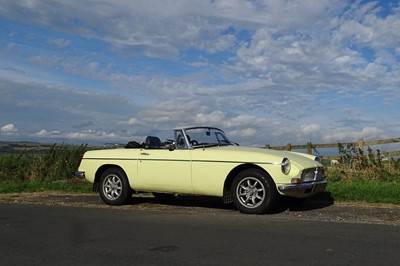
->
[301,167,325,182]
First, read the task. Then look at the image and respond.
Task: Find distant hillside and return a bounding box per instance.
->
[0,141,66,154]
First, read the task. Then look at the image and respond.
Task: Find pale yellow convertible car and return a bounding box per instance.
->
[76,126,327,214]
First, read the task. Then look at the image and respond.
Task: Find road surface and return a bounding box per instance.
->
[0,193,399,265]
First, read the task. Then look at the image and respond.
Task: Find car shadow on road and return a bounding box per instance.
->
[271,192,335,214]
[126,192,335,214]
[128,194,235,211]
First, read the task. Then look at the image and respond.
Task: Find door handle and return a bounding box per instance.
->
[141,152,150,156]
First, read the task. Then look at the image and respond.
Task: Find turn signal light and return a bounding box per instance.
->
[291,178,302,184]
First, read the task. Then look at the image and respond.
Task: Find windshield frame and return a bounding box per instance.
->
[178,127,233,149]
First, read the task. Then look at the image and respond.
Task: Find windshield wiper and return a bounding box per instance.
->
[192,142,234,149]
[218,143,232,146]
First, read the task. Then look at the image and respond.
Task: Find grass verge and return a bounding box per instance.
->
[0,180,92,194]
[326,181,400,204]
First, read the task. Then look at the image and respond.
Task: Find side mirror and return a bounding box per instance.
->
[168,142,176,151]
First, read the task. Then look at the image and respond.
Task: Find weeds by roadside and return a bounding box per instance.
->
[324,143,400,204]
[326,142,400,183]
[0,143,88,182]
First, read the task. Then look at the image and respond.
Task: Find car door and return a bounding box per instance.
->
[137,148,193,193]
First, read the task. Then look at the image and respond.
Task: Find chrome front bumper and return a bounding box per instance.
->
[75,171,85,178]
[278,180,327,194]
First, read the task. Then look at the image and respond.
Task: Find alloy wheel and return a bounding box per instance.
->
[236,176,265,209]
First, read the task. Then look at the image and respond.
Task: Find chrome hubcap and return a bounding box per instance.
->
[236,177,265,209]
[103,174,122,200]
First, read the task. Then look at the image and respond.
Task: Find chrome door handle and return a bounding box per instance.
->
[141,152,149,156]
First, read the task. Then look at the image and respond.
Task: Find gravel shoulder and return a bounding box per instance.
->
[1,192,399,226]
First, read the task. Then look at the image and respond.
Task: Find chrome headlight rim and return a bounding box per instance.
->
[281,157,291,175]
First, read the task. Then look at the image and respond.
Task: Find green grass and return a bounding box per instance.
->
[326,181,400,204]
[0,180,93,194]
[318,143,400,204]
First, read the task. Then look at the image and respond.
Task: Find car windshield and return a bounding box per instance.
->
[184,127,233,148]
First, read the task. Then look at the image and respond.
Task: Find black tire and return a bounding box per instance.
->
[231,169,276,214]
[99,168,132,205]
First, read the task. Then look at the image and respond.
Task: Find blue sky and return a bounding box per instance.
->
[1,0,400,148]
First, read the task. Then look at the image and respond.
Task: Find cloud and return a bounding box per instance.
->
[323,126,386,143]
[30,128,127,143]
[1,123,18,134]
[118,117,142,126]
[229,127,257,139]
[34,129,62,137]
[65,130,118,140]
[195,111,226,126]
[300,124,321,135]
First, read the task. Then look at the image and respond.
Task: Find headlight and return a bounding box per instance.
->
[281,158,291,175]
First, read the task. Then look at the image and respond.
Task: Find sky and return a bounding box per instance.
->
[0,0,400,149]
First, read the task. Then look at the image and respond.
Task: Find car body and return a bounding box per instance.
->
[76,126,327,214]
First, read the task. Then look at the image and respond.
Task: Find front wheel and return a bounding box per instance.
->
[231,169,276,214]
[99,168,132,205]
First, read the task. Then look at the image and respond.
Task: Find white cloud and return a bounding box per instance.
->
[300,124,321,136]
[229,127,257,138]
[65,130,118,140]
[195,111,226,125]
[31,128,126,143]
[323,127,386,143]
[34,130,61,137]
[118,117,142,126]
[1,123,18,134]
[359,127,385,139]
[34,130,48,137]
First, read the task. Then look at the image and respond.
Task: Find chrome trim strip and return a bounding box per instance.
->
[84,158,137,161]
[82,157,280,165]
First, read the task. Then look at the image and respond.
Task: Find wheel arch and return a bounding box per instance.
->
[222,163,275,204]
[93,164,130,192]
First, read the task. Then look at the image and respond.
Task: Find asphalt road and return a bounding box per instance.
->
[1,197,400,266]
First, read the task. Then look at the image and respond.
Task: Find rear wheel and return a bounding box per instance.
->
[99,168,132,205]
[231,169,276,214]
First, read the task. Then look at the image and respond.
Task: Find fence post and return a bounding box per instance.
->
[286,143,291,151]
[358,138,364,151]
[307,142,312,154]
